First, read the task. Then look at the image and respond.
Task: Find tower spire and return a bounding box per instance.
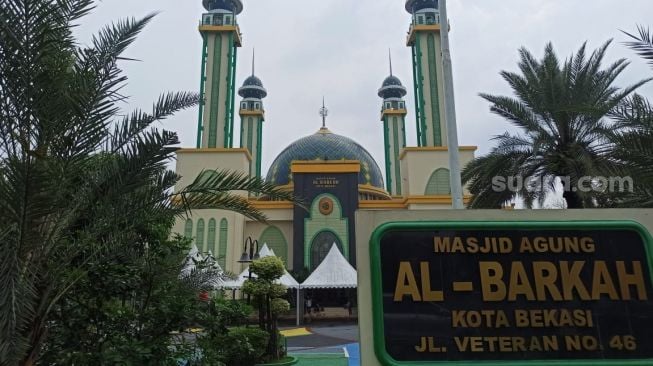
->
[319,97,328,128]
[389,48,393,76]
[252,48,255,76]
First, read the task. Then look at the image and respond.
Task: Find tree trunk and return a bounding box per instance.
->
[258,298,265,330]
[563,189,584,208]
[267,295,276,358]
[19,317,49,366]
[273,316,280,359]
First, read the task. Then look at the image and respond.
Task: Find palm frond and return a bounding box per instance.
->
[623,25,653,66]
[174,170,303,222]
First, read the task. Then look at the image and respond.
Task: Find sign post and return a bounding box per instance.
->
[369,221,653,365]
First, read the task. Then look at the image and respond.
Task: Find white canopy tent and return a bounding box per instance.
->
[221,244,300,289]
[180,245,225,288]
[300,244,357,289]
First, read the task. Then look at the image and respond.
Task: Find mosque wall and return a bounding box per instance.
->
[400,147,476,196]
[173,208,246,274]
[244,220,293,268]
[174,149,250,192]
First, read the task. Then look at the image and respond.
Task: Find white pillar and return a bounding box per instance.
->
[439,0,464,209]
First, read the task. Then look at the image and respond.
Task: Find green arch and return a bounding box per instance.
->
[184,219,193,239]
[196,219,206,252]
[304,193,349,268]
[425,168,451,195]
[259,226,288,266]
[218,218,228,269]
[207,219,217,254]
[309,230,344,270]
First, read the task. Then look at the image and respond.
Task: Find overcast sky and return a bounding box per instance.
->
[77,0,653,179]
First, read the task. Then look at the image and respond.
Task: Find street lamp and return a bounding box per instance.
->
[238,236,259,304]
[238,236,260,264]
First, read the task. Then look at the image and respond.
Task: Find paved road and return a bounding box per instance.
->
[284,324,360,366]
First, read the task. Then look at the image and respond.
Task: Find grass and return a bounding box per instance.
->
[263,356,296,364]
[293,353,348,366]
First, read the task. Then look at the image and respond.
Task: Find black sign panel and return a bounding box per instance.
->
[375,224,653,364]
[292,172,358,271]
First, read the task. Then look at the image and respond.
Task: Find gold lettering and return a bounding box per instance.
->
[452,311,465,327]
[591,261,619,300]
[415,337,427,352]
[454,337,468,351]
[434,237,450,253]
[479,262,506,301]
[616,261,648,300]
[572,309,589,327]
[558,309,572,326]
[566,335,581,351]
[542,309,558,327]
[515,310,528,327]
[394,262,421,301]
[420,262,444,301]
[529,336,542,351]
[519,237,534,253]
[498,337,512,352]
[543,336,559,351]
[580,237,595,253]
[563,237,580,253]
[451,237,465,253]
[560,261,591,300]
[533,262,563,301]
[529,309,543,327]
[499,237,513,253]
[508,262,536,301]
[466,237,479,253]
[495,310,510,328]
[533,237,552,253]
[470,337,483,352]
[485,337,498,352]
[512,337,526,352]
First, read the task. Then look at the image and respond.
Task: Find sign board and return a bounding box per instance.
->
[370,221,653,366]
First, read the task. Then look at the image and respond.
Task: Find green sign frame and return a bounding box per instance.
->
[369,220,653,366]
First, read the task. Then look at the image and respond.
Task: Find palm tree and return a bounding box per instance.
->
[0,1,295,364]
[462,41,650,209]
[608,94,653,207]
[603,26,653,207]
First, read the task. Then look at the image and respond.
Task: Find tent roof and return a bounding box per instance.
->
[180,245,225,288]
[221,243,299,289]
[300,244,357,289]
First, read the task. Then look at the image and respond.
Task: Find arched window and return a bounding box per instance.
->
[196,219,205,252]
[425,168,451,195]
[207,219,217,254]
[184,219,193,239]
[259,226,288,266]
[310,231,343,270]
[218,219,228,269]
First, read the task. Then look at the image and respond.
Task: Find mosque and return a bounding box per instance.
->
[173,0,477,275]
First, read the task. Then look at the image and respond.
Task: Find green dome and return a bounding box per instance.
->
[266,128,385,189]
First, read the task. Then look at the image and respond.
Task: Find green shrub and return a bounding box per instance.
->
[226,327,269,365]
[198,327,269,366]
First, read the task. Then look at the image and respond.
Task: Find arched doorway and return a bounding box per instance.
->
[310,231,343,271]
[307,231,352,309]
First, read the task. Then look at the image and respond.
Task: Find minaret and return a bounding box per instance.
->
[406,0,446,147]
[378,51,408,196]
[196,0,243,149]
[239,50,268,178]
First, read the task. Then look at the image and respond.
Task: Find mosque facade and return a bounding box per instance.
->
[173,0,477,274]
